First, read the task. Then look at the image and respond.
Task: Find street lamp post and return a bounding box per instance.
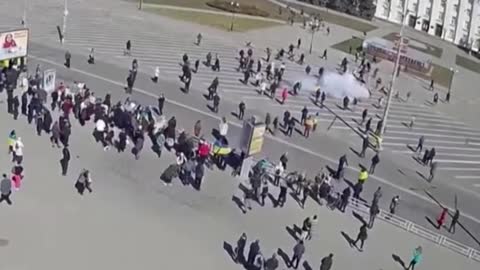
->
[139,0,143,10]
[447,67,458,102]
[62,0,68,44]
[378,0,409,149]
[308,19,319,54]
[22,0,28,27]
[229,2,240,31]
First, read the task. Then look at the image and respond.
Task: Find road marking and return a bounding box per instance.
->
[435,153,480,158]
[455,176,480,180]
[435,160,480,165]
[29,54,480,225]
[439,167,480,171]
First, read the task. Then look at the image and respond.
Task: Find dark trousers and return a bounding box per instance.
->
[353,237,365,249]
[0,192,12,205]
[290,254,302,269]
[287,127,293,136]
[449,221,457,233]
[60,159,69,175]
[65,58,70,68]
[238,110,244,120]
[369,163,377,174]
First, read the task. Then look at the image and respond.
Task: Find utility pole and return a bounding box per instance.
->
[378,0,409,150]
[62,0,68,44]
[447,68,458,102]
[308,19,319,54]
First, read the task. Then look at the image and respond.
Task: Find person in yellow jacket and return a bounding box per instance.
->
[358,167,368,184]
[304,116,314,138]
[7,130,16,155]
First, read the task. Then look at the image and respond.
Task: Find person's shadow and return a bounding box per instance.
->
[392,254,406,268]
[277,248,291,267]
[340,231,354,247]
[223,241,236,262]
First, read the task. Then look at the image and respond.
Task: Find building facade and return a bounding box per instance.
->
[374,0,480,52]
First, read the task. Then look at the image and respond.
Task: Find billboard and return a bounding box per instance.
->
[0,29,29,61]
[43,69,56,92]
[239,119,266,156]
[363,37,432,74]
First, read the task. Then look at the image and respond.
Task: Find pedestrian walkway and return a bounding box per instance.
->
[2,0,480,182]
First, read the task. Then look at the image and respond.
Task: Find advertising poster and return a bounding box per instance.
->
[0,29,29,61]
[43,69,56,92]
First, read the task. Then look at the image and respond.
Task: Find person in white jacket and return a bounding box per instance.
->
[219,117,229,144]
[152,66,160,83]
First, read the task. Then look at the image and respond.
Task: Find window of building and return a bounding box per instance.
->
[426,7,431,16]
[464,20,470,30]
[449,29,455,39]
[439,11,445,20]
[441,0,447,7]
[451,16,457,26]
[453,4,459,10]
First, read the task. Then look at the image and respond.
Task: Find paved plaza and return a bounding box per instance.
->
[1,0,480,268]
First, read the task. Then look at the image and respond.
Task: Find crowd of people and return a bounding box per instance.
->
[0,21,464,268]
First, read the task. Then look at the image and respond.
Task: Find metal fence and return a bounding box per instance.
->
[251,159,480,262]
[347,196,480,262]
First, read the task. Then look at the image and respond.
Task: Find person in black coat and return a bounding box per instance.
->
[117,130,127,152]
[60,145,71,175]
[35,112,44,136]
[21,91,28,115]
[161,164,179,186]
[43,110,52,133]
[320,253,333,270]
[12,96,19,120]
[247,240,260,266]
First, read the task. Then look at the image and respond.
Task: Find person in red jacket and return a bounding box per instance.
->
[436,208,448,229]
[281,88,288,104]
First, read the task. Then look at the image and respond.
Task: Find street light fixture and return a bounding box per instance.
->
[447,67,458,102]
[230,2,240,32]
[308,19,320,54]
[378,0,409,150]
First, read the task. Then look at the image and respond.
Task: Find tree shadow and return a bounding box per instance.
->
[392,254,406,268]
[223,241,236,262]
[277,248,291,267]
